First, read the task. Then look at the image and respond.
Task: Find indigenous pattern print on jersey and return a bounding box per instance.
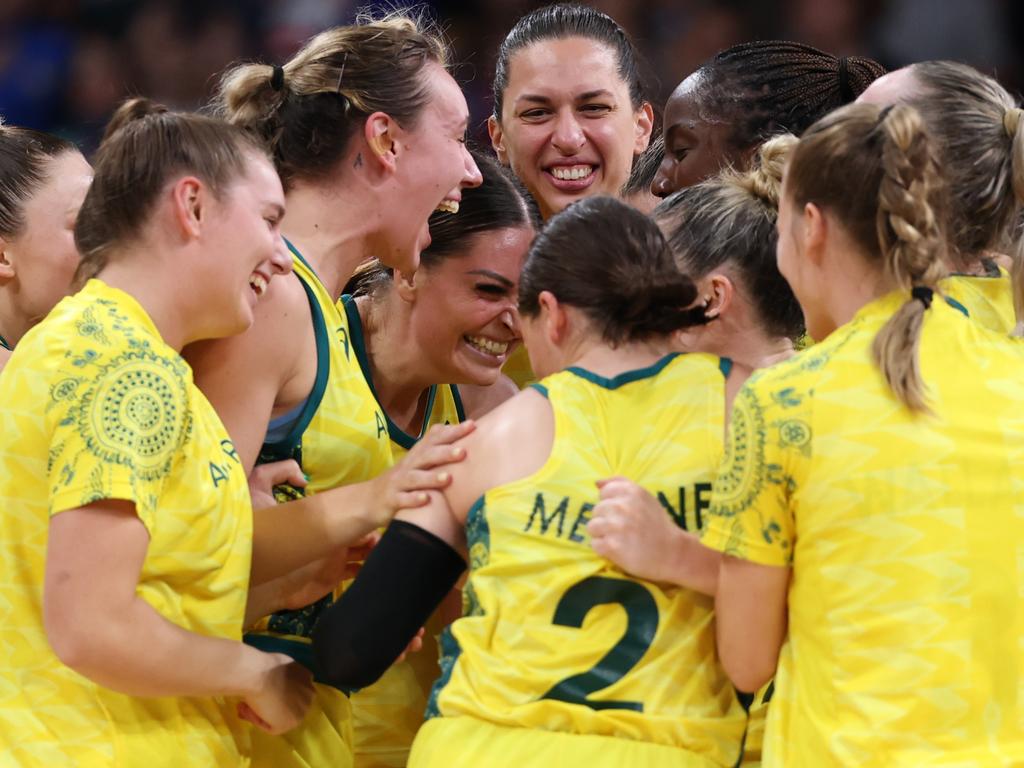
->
[702,291,1024,767]
[0,280,252,767]
[427,354,747,766]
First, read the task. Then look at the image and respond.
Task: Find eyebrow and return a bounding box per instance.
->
[466,269,514,288]
[266,202,285,218]
[665,121,698,142]
[514,89,616,107]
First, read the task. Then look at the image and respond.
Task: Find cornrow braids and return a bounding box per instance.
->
[696,40,886,151]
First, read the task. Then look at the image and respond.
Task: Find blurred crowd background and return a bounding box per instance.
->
[2,0,1022,153]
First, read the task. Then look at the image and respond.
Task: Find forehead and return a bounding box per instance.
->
[27,151,91,204]
[419,62,469,126]
[664,72,705,126]
[856,67,917,106]
[504,36,626,100]
[236,152,283,200]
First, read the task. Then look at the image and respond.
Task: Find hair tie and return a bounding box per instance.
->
[911,285,934,308]
[1005,107,1022,138]
[336,52,349,94]
[270,64,285,92]
[837,56,853,102]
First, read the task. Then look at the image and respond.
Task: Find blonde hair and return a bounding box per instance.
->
[787,103,948,412]
[654,134,804,340]
[907,61,1024,332]
[215,12,448,189]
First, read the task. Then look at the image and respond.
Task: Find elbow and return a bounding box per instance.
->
[720,646,778,694]
[45,610,100,675]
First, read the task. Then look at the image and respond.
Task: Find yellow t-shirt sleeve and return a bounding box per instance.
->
[701,376,810,567]
[46,351,192,533]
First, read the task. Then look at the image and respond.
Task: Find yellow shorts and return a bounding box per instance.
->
[250,682,354,768]
[409,716,725,768]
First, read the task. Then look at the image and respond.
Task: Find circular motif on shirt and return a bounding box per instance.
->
[779,419,811,448]
[711,385,767,517]
[78,349,189,481]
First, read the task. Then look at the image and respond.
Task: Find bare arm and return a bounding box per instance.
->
[715,556,789,693]
[44,500,314,732]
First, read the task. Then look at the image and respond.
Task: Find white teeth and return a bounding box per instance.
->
[249,274,267,296]
[436,199,460,214]
[551,165,594,181]
[465,335,509,356]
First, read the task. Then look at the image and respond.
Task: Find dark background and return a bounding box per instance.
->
[3,0,1021,153]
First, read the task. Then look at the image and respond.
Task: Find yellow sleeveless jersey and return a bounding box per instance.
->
[246,245,393,768]
[941,260,1015,335]
[342,292,464,767]
[0,279,252,766]
[423,353,747,766]
[702,291,1024,767]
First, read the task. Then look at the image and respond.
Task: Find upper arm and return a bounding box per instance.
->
[45,500,150,659]
[395,491,466,554]
[185,276,305,473]
[457,374,519,419]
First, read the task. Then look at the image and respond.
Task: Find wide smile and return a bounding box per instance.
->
[248,271,269,298]
[463,334,512,362]
[436,193,462,214]
[544,163,598,192]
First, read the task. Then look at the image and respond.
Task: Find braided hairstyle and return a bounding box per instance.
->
[654,134,803,341]
[786,103,948,412]
[519,196,707,345]
[902,61,1024,331]
[695,41,886,151]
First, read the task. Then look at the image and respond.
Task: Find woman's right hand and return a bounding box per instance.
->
[238,652,315,734]
[372,421,476,522]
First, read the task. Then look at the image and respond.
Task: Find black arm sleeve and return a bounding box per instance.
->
[312,519,467,690]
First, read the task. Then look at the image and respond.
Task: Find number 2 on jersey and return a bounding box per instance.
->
[541,576,658,712]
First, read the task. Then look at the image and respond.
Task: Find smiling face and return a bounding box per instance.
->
[652,72,745,197]
[202,153,291,337]
[408,225,532,385]
[489,36,652,220]
[378,63,482,273]
[0,150,92,329]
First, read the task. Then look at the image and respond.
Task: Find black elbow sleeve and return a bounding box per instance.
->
[312,519,466,690]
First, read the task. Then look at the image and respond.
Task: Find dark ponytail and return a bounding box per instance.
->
[519,196,706,344]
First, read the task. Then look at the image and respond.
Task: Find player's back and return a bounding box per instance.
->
[427,352,747,765]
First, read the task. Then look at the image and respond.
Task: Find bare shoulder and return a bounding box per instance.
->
[456,374,520,419]
[444,387,554,520]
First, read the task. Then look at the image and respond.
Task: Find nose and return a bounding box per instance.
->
[551,109,585,154]
[270,233,293,275]
[652,156,674,198]
[462,145,483,188]
[500,306,521,337]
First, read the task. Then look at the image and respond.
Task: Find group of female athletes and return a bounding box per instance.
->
[0,3,1022,767]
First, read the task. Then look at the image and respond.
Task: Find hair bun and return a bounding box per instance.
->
[101,97,170,145]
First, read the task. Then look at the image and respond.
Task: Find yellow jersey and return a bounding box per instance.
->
[702,291,1024,767]
[341,292,465,767]
[425,353,747,766]
[941,260,1015,335]
[0,279,252,767]
[245,245,393,768]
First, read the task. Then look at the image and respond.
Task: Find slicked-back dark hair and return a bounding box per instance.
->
[0,124,77,239]
[493,3,649,120]
[519,196,706,344]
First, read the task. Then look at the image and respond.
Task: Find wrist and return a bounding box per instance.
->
[234,645,275,698]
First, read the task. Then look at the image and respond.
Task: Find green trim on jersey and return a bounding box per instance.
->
[341,293,443,451]
[719,357,734,379]
[258,240,331,463]
[943,295,970,318]
[567,353,680,390]
[0,332,10,351]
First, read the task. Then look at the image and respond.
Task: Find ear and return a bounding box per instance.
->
[393,268,418,303]
[537,290,566,345]
[170,177,204,239]
[703,273,734,320]
[488,115,509,166]
[802,202,828,267]
[364,113,398,173]
[0,238,14,282]
[633,102,655,155]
